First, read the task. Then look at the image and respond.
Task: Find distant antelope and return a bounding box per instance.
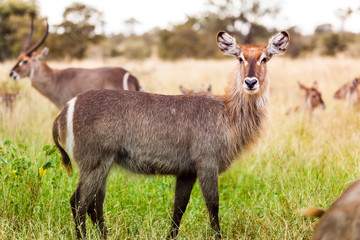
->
[302,179,360,240]
[287,81,325,118]
[52,30,289,239]
[0,89,20,113]
[333,78,360,107]
[179,84,212,94]
[9,18,141,109]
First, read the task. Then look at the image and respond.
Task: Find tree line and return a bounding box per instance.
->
[1,0,359,62]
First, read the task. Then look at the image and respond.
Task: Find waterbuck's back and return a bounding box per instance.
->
[60,89,232,175]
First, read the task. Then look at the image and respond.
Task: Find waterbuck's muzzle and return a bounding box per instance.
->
[243,77,260,94]
[9,70,20,81]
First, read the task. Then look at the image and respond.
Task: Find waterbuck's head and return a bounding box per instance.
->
[298,81,326,110]
[334,78,360,100]
[216,31,289,96]
[9,18,49,81]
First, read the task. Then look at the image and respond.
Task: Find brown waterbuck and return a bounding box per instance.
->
[179,84,212,94]
[9,18,141,109]
[286,81,325,118]
[334,78,360,107]
[298,81,325,113]
[0,89,20,114]
[52,30,289,239]
[302,179,360,240]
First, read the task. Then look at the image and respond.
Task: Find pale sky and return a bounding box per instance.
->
[37,0,360,35]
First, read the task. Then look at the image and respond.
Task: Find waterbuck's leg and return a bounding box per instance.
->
[70,162,112,239]
[87,177,108,239]
[168,175,196,239]
[197,168,221,239]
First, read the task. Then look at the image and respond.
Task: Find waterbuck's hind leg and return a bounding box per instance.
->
[87,178,109,239]
[168,175,197,239]
[70,159,112,239]
[197,168,221,239]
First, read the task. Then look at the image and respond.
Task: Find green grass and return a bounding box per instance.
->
[0,57,360,239]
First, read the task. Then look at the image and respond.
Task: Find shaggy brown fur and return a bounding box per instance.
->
[52,30,289,239]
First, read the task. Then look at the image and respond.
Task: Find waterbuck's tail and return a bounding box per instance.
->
[300,207,325,218]
[52,116,73,175]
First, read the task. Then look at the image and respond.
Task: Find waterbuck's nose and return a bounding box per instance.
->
[9,71,13,77]
[244,78,258,89]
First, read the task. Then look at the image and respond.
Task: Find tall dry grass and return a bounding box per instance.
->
[0,56,360,239]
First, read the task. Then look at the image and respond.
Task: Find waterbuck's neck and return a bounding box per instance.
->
[224,68,269,154]
[29,61,59,106]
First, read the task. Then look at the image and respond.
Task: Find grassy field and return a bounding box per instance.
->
[1,56,360,239]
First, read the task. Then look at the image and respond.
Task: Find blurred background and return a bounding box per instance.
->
[1,0,360,62]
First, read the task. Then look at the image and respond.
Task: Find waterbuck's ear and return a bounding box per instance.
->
[267,31,290,58]
[298,81,308,91]
[312,81,318,89]
[33,47,49,60]
[216,31,240,57]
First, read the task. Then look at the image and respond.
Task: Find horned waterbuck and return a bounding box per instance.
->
[9,18,141,109]
[52,30,289,239]
[302,179,360,240]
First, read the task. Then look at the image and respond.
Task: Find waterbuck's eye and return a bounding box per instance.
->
[23,60,28,64]
[261,57,267,63]
[238,57,244,63]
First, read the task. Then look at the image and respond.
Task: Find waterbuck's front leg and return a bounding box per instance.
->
[168,175,196,239]
[197,167,221,239]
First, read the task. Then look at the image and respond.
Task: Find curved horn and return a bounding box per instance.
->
[26,19,49,56]
[21,17,34,53]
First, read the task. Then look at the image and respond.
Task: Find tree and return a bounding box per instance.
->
[206,0,280,43]
[54,2,105,59]
[335,7,353,32]
[0,0,37,61]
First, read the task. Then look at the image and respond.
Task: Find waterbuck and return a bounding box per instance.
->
[286,81,325,119]
[9,18,141,109]
[0,89,20,114]
[52,30,289,239]
[334,78,360,107]
[302,179,360,240]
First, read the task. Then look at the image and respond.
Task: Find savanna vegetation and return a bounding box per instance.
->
[1,0,360,239]
[1,55,360,239]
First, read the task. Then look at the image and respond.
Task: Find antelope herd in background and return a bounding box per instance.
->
[8,18,141,109]
[3,15,360,240]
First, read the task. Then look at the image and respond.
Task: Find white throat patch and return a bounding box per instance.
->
[29,67,35,82]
